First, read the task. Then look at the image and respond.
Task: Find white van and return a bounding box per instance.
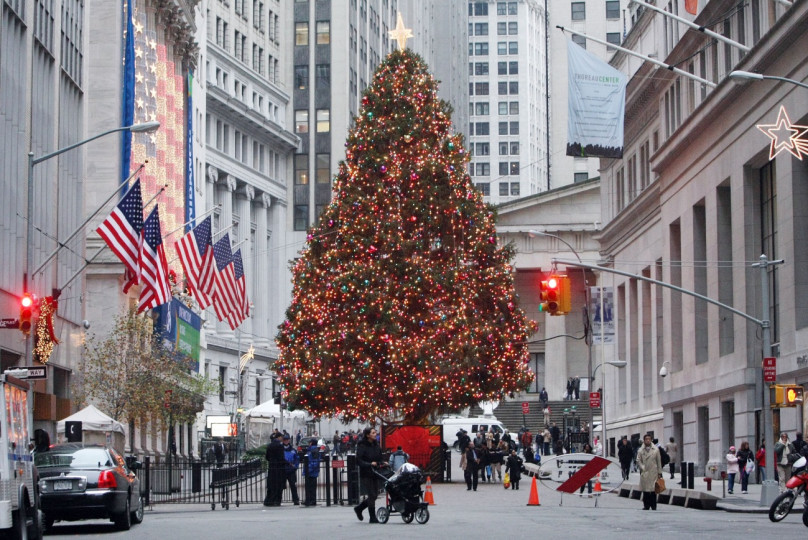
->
[441,417,508,451]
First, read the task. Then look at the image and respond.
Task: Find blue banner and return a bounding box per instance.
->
[185,70,195,231]
[154,298,202,371]
[120,0,135,190]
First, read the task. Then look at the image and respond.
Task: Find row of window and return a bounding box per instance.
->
[470,101,520,116]
[470,41,519,56]
[469,61,519,76]
[214,18,279,79]
[469,81,519,96]
[211,64,281,120]
[294,154,330,185]
[295,21,331,46]
[469,121,520,136]
[474,182,521,197]
[572,1,622,21]
[294,64,330,90]
[206,114,279,178]
[469,162,521,177]
[469,2,519,17]
[571,33,622,51]
[470,141,520,157]
[469,21,519,36]
[295,109,330,134]
[232,0,278,38]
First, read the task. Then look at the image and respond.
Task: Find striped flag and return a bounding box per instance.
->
[174,216,214,308]
[96,179,143,280]
[685,0,698,15]
[137,205,172,312]
[211,234,240,327]
[230,249,249,325]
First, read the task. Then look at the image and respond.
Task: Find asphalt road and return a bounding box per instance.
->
[46,479,807,540]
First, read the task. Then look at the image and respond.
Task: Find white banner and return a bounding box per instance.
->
[567,39,627,159]
[590,287,614,344]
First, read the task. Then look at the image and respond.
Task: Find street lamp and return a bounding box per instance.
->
[24,121,160,363]
[591,359,626,456]
[728,70,808,90]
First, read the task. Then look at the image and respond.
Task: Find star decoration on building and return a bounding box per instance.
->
[388,11,413,50]
[757,105,808,160]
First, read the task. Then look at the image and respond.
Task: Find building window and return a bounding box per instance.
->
[474,2,488,16]
[474,42,489,55]
[476,182,490,196]
[509,101,519,115]
[510,162,520,175]
[509,81,518,94]
[509,122,519,135]
[497,22,507,35]
[497,42,507,55]
[508,2,517,15]
[295,22,308,45]
[606,1,620,19]
[499,142,508,155]
[475,62,489,75]
[509,61,518,75]
[475,82,489,95]
[499,162,509,175]
[497,2,507,16]
[475,102,489,115]
[316,64,330,87]
[316,21,330,44]
[574,172,588,183]
[316,154,330,183]
[316,109,330,132]
[510,141,519,155]
[294,205,308,231]
[499,182,509,196]
[498,82,508,95]
[498,61,507,75]
[476,162,490,176]
[510,182,520,196]
[498,102,508,115]
[571,2,586,21]
[498,122,508,135]
[295,154,309,185]
[476,142,490,155]
[572,34,586,49]
[295,65,308,89]
[475,122,490,135]
[295,110,309,133]
[508,21,518,35]
[474,22,488,36]
[606,33,621,51]
[508,42,518,54]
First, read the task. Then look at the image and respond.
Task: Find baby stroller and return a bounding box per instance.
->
[373,463,430,524]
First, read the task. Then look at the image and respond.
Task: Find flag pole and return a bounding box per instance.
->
[59,186,166,291]
[163,204,220,240]
[32,163,146,277]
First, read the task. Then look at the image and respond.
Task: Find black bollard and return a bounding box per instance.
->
[687,462,695,489]
[680,461,686,488]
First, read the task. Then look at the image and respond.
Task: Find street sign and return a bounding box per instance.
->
[589,391,601,408]
[763,357,776,383]
[0,318,19,329]
[332,459,345,468]
[4,366,47,379]
[522,402,530,414]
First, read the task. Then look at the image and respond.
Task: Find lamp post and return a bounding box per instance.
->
[728,70,808,90]
[24,121,160,363]
[591,359,627,456]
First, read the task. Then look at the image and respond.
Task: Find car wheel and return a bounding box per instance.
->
[11,502,27,540]
[114,496,132,531]
[131,495,144,524]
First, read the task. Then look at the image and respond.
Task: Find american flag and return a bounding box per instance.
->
[211,234,240,327]
[96,179,143,279]
[174,216,213,309]
[137,205,172,312]
[230,249,249,325]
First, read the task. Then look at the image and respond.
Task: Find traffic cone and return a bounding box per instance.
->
[594,473,602,492]
[526,476,540,506]
[424,476,436,505]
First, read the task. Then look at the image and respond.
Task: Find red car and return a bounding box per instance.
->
[35,443,143,532]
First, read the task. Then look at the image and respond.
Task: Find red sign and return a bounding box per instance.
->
[589,391,601,408]
[763,357,776,383]
[331,460,345,468]
[522,402,530,414]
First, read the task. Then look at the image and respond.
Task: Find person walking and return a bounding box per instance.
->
[388,445,409,471]
[303,438,320,506]
[463,441,481,491]
[542,427,551,456]
[539,387,549,409]
[755,442,766,483]
[774,432,796,492]
[354,427,386,523]
[505,449,523,490]
[543,406,551,428]
[664,437,678,479]
[736,441,753,494]
[725,445,739,494]
[490,441,506,482]
[263,433,285,506]
[618,437,634,480]
[332,431,341,457]
[282,434,301,505]
[637,434,663,510]
[579,443,594,494]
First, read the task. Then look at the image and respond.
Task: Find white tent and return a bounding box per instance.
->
[57,404,127,452]
[244,400,308,449]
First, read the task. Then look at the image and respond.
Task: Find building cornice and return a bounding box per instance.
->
[150,0,200,69]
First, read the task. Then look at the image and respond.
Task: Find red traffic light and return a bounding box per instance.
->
[21,295,33,308]
[547,277,558,290]
[19,293,35,334]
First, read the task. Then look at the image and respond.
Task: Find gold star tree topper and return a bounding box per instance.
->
[757,105,808,161]
[388,11,413,50]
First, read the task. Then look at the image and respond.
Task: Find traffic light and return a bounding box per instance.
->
[557,275,571,314]
[19,293,35,335]
[771,384,805,408]
[539,276,560,315]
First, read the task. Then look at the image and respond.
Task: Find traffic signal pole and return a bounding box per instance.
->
[552,254,784,506]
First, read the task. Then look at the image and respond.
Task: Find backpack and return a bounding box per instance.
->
[658,446,670,466]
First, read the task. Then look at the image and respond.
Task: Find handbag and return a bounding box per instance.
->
[654,477,666,494]
[745,458,755,474]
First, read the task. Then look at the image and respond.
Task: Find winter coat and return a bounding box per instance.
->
[637,443,662,492]
[736,448,754,472]
[774,441,796,465]
[618,443,634,466]
[305,447,321,478]
[726,452,740,474]
[356,437,384,478]
[505,454,523,481]
[664,442,678,463]
[283,444,300,472]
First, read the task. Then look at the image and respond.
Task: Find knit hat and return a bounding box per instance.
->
[729,446,736,452]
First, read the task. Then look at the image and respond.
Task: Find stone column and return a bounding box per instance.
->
[215,174,237,335]
[235,185,254,336]
[253,193,271,344]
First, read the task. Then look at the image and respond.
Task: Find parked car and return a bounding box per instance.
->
[297,437,328,454]
[34,443,143,532]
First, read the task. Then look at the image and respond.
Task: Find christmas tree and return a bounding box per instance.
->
[275,46,534,424]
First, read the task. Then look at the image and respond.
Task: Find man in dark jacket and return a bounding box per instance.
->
[281,434,300,505]
[505,449,523,490]
[618,437,634,480]
[354,427,385,523]
[264,433,286,506]
[304,439,320,506]
[464,442,481,491]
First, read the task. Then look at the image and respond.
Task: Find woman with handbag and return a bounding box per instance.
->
[774,432,797,493]
[725,445,740,494]
[736,441,753,494]
[637,433,663,510]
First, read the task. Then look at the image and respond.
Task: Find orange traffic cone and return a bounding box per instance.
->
[594,473,602,492]
[526,476,541,506]
[424,476,435,505]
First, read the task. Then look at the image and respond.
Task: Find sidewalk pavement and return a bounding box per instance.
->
[624,469,769,513]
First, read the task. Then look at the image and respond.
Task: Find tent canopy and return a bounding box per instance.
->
[244,400,308,420]
[57,404,126,436]
[244,400,308,450]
